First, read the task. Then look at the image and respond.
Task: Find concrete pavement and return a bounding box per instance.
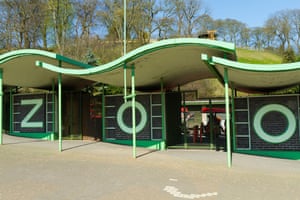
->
[0,134,300,200]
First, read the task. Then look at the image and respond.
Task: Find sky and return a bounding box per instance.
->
[205,0,300,27]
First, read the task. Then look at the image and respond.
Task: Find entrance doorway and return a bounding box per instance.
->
[62,91,102,140]
[170,97,227,150]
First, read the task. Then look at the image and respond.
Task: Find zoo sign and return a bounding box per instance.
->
[117,101,147,134]
[13,94,53,133]
[253,104,296,144]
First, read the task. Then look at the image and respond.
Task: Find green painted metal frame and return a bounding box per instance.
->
[122,63,137,158]
[224,68,232,168]
[58,61,62,152]
[212,56,300,72]
[131,67,136,158]
[201,54,225,85]
[0,49,92,69]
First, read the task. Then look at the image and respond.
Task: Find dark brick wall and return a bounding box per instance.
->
[105,94,157,140]
[13,93,54,133]
[235,95,300,150]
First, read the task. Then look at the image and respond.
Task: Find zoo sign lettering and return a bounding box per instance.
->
[20,99,44,128]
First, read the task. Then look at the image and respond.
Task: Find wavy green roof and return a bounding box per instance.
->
[4,38,300,92]
[208,56,300,92]
[35,38,236,76]
[0,49,94,89]
[35,38,236,90]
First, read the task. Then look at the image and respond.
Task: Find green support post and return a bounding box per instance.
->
[131,66,136,158]
[0,69,3,145]
[123,62,137,158]
[58,61,62,152]
[123,63,127,102]
[224,68,232,168]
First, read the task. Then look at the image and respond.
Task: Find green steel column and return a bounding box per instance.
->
[0,69,2,145]
[131,66,136,158]
[231,88,236,151]
[58,61,62,152]
[224,68,232,168]
[160,78,166,150]
[123,64,127,102]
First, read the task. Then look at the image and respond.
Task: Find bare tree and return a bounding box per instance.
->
[48,0,74,54]
[215,18,247,46]
[130,0,160,44]
[2,0,45,48]
[98,0,123,41]
[0,2,14,49]
[289,9,300,53]
[164,0,209,37]
[250,27,267,50]
[73,0,99,40]
[265,10,291,53]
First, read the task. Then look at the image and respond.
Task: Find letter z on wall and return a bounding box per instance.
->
[13,94,53,133]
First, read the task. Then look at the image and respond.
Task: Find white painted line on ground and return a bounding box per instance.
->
[163,185,218,199]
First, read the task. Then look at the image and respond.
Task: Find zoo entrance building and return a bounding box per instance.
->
[1,38,300,166]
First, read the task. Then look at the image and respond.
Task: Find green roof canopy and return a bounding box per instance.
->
[36,38,237,91]
[0,49,94,89]
[208,56,300,92]
[1,38,300,93]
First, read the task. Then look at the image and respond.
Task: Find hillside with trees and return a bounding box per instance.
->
[1,0,299,58]
[180,48,283,99]
[0,0,299,96]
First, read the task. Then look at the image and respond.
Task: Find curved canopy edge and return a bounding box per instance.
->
[210,56,300,92]
[37,38,236,76]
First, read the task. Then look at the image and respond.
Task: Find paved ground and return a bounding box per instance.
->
[0,134,300,200]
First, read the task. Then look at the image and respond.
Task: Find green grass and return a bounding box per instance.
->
[236,48,282,64]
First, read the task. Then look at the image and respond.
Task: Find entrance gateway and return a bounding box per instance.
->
[1,38,300,166]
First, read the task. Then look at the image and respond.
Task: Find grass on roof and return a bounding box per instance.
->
[237,48,282,64]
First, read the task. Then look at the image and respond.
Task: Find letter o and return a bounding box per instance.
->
[253,104,296,143]
[117,101,147,134]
